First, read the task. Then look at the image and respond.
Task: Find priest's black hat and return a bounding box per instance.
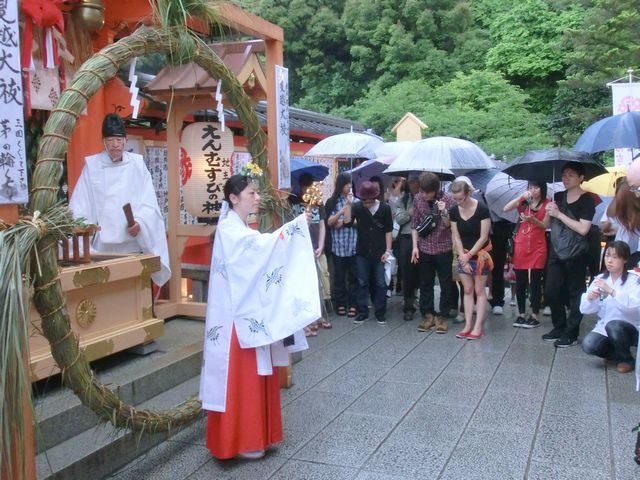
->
[102,114,126,138]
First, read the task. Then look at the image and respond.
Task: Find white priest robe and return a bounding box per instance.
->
[199,209,321,412]
[69,150,171,286]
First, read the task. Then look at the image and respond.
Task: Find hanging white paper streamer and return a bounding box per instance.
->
[214,80,225,132]
[44,28,56,69]
[128,57,141,119]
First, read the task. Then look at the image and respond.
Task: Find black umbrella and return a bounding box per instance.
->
[574,110,640,153]
[502,148,607,183]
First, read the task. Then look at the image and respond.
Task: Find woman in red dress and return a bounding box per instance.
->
[503,180,550,328]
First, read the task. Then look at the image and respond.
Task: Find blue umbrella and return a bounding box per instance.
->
[574,110,640,153]
[291,157,329,193]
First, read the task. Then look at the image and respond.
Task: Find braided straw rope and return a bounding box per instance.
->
[28,25,279,432]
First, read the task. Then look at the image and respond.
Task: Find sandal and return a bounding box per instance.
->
[304,326,317,337]
[347,307,358,318]
[321,319,332,329]
[337,306,347,316]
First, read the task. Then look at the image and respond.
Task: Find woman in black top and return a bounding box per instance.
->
[449,180,492,340]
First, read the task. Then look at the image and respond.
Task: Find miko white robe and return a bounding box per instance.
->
[199,209,320,412]
[69,150,171,286]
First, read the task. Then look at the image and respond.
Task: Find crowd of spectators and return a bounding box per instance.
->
[298,161,640,376]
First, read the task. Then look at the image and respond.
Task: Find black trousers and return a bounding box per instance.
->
[489,222,513,308]
[545,254,588,339]
[332,255,357,309]
[397,234,419,312]
[515,269,544,316]
[418,250,453,316]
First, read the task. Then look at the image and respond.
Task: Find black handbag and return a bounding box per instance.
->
[550,193,588,261]
[416,212,440,237]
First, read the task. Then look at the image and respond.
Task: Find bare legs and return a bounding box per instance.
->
[459,273,488,335]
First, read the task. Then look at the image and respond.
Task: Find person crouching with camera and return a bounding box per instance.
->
[411,172,455,334]
[580,241,640,374]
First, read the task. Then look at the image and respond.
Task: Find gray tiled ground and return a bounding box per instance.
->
[110,296,640,479]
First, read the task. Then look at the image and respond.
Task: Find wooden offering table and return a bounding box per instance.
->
[29,251,165,381]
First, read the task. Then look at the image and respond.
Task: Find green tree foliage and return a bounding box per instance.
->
[346,71,553,159]
[241,0,637,154]
[551,0,640,144]
[483,0,585,113]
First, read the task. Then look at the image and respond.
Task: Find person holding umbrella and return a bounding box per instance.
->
[503,180,550,328]
[542,162,596,347]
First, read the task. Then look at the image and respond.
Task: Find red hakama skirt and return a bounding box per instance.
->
[205,326,283,459]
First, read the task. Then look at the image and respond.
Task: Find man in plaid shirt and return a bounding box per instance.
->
[411,173,455,334]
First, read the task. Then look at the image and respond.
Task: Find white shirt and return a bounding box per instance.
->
[580,272,640,336]
[69,150,171,285]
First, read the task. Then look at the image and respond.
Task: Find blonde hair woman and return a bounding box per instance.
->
[449,180,493,339]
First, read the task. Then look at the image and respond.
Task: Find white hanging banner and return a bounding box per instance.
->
[610,82,640,166]
[0,0,27,205]
[180,122,234,218]
[275,65,291,189]
[128,57,141,119]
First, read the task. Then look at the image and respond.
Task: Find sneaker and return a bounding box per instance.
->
[376,316,387,325]
[491,305,503,315]
[522,316,540,329]
[542,328,562,342]
[403,310,415,321]
[418,313,435,332]
[513,316,526,328]
[435,316,448,334]
[353,313,367,325]
[509,298,516,306]
[543,306,551,316]
[453,312,465,324]
[554,336,577,348]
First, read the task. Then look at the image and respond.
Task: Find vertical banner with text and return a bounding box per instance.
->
[275,65,291,189]
[610,82,640,166]
[0,0,27,205]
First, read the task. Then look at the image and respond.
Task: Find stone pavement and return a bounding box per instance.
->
[109,296,640,480]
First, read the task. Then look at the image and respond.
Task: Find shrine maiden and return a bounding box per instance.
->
[200,170,320,460]
[69,114,170,285]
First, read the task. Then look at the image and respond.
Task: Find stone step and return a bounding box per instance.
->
[33,319,204,454]
[36,375,203,480]
[34,341,203,455]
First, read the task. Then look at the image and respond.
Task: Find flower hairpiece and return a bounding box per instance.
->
[240,163,263,180]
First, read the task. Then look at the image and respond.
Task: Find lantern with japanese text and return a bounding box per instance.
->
[180,122,233,218]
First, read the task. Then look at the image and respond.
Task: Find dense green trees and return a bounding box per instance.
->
[244,0,637,159]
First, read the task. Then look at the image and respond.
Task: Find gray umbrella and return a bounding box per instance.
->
[484,172,564,222]
[384,136,493,178]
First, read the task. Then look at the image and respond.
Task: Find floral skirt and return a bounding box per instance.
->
[457,258,491,276]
